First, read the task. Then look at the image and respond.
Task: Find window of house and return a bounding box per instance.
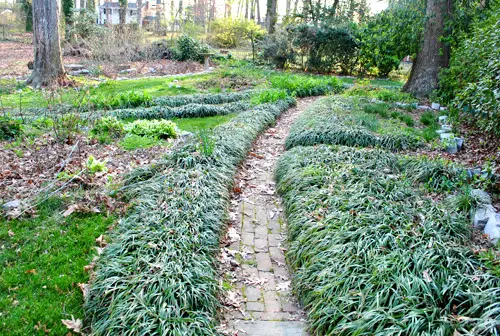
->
[130,10,133,16]
[103,8,106,14]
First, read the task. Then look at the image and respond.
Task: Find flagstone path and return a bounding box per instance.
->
[219,97,319,336]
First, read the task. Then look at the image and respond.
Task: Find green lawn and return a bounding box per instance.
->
[173,113,237,132]
[0,198,115,335]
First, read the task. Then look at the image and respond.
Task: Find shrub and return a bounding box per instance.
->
[124,119,178,139]
[85,98,296,334]
[175,35,212,63]
[289,23,359,74]
[276,145,499,335]
[209,18,265,48]
[258,29,295,69]
[0,116,22,140]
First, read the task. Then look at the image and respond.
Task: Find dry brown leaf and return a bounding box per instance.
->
[423,270,433,283]
[95,235,107,247]
[25,269,37,275]
[8,230,15,237]
[61,315,83,333]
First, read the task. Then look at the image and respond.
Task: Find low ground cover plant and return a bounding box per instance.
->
[286,97,422,151]
[345,84,416,103]
[276,145,500,335]
[124,119,178,139]
[85,98,296,334]
[153,91,253,107]
[0,116,23,140]
[270,74,344,97]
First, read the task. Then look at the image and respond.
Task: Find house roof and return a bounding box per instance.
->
[100,2,146,9]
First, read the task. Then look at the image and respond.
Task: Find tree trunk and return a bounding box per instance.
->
[286,0,291,16]
[256,0,261,23]
[403,0,450,97]
[293,0,299,15]
[265,0,277,33]
[137,0,142,28]
[245,0,249,19]
[119,0,127,25]
[106,0,111,25]
[27,0,65,88]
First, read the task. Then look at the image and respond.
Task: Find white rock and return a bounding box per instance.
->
[417,105,431,110]
[2,200,21,209]
[440,133,453,140]
[431,102,441,110]
[438,116,448,124]
[440,106,447,111]
[484,213,500,243]
[473,204,496,229]
[441,125,452,132]
[471,189,492,205]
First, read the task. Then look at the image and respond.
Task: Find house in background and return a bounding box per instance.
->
[97,1,156,25]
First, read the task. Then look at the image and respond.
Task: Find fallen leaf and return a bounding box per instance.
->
[276,281,291,291]
[63,204,80,217]
[423,270,433,283]
[78,283,89,299]
[61,315,83,333]
[25,269,37,275]
[95,235,107,247]
[8,230,15,237]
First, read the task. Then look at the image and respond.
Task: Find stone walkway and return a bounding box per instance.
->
[219,97,318,336]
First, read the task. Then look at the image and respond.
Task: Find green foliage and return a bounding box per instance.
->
[270,74,344,97]
[175,35,213,63]
[479,249,500,277]
[0,116,22,140]
[345,84,416,103]
[439,4,500,135]
[62,0,74,24]
[0,199,115,335]
[52,113,84,144]
[286,97,422,151]
[251,89,289,105]
[86,155,107,174]
[363,102,389,118]
[420,111,437,126]
[90,117,124,143]
[152,91,252,107]
[209,18,266,48]
[258,29,295,69]
[85,98,296,334]
[124,119,178,139]
[276,145,500,335]
[89,91,152,110]
[289,23,359,74]
[358,1,424,76]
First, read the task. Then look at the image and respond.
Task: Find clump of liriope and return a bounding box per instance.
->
[286,97,422,151]
[153,90,253,107]
[276,145,500,336]
[85,97,296,335]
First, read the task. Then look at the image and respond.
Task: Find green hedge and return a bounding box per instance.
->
[152,91,253,107]
[276,145,500,335]
[85,97,296,335]
[108,101,251,120]
[286,97,421,151]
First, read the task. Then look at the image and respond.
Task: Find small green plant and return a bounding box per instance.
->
[196,129,216,156]
[363,103,389,118]
[251,89,289,105]
[52,113,84,144]
[478,249,500,277]
[124,119,178,139]
[90,117,124,143]
[399,114,415,127]
[89,91,152,110]
[420,111,437,126]
[32,117,54,129]
[86,155,107,174]
[0,116,23,140]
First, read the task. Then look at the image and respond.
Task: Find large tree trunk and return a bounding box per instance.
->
[137,0,142,28]
[256,0,261,23]
[265,0,277,33]
[403,0,450,97]
[27,0,65,88]
[119,0,127,25]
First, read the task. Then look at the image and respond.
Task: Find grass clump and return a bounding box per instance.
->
[124,119,178,139]
[346,85,416,103]
[276,145,500,335]
[153,91,252,107]
[270,73,344,97]
[0,116,23,140]
[286,97,422,151]
[85,98,296,334]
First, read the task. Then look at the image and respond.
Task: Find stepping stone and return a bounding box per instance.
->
[235,321,307,336]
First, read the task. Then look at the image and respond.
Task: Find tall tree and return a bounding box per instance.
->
[403,0,450,97]
[119,0,128,25]
[27,0,66,87]
[62,0,73,24]
[137,0,143,28]
[265,0,277,32]
[256,0,261,23]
